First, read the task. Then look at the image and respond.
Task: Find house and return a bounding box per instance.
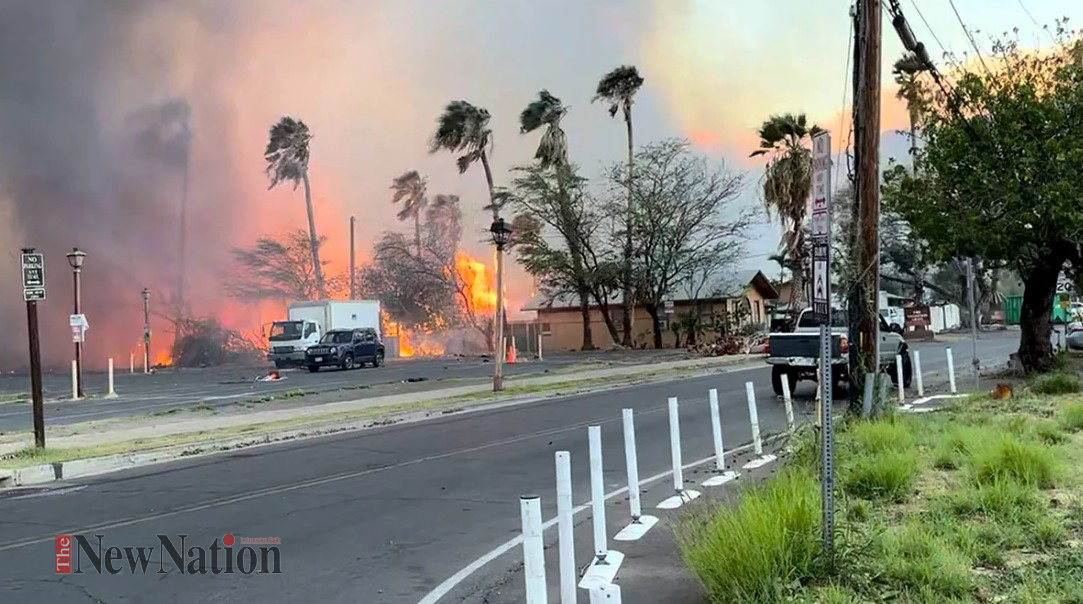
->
[522,270,779,350]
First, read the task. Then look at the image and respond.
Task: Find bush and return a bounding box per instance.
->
[842,451,918,502]
[1058,402,1083,432]
[677,469,821,603]
[967,437,1058,488]
[1032,371,1081,395]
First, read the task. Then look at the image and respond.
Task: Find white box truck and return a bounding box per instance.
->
[268,300,381,367]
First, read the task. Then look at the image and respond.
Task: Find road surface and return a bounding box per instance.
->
[0,332,1019,603]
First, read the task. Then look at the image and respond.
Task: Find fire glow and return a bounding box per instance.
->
[454,251,497,316]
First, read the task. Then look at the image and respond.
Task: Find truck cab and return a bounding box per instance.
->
[268,320,321,367]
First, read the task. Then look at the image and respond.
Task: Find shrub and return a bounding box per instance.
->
[842,451,918,502]
[1058,402,1083,432]
[1032,371,1081,395]
[677,469,821,603]
[968,437,1058,488]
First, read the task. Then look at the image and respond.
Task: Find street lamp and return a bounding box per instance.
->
[142,288,151,374]
[490,218,512,392]
[66,248,86,398]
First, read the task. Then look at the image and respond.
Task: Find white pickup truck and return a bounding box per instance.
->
[766,308,912,395]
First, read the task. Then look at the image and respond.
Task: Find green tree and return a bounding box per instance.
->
[429,101,503,219]
[264,116,325,298]
[883,35,1083,372]
[390,170,428,255]
[594,65,644,347]
[750,113,822,321]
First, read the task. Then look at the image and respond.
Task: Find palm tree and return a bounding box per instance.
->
[429,101,501,219]
[893,53,927,163]
[594,65,644,348]
[264,116,325,299]
[750,113,822,320]
[519,90,568,168]
[390,170,428,255]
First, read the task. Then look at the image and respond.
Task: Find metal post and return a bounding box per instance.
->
[745,382,763,456]
[494,243,505,391]
[107,357,116,397]
[667,397,685,492]
[537,331,543,361]
[895,353,905,404]
[781,378,795,433]
[142,288,151,374]
[819,324,835,557]
[25,292,45,448]
[588,425,607,563]
[349,216,356,299]
[621,409,642,520]
[708,389,726,470]
[72,265,83,398]
[130,352,134,374]
[555,452,576,604]
[913,350,924,397]
[519,495,548,604]
[966,258,979,389]
[946,347,957,394]
[71,360,79,400]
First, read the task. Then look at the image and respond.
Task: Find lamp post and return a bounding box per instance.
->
[490,218,512,392]
[142,288,151,374]
[66,248,86,398]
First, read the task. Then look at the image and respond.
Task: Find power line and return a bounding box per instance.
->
[907,0,948,57]
[1015,0,1057,45]
[836,12,854,192]
[947,0,990,73]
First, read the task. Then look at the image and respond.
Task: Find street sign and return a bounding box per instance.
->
[21,252,45,301]
[69,314,89,343]
[810,130,834,558]
[664,298,675,314]
[71,325,84,343]
[1059,293,1071,310]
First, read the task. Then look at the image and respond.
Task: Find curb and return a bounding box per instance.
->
[0,357,766,489]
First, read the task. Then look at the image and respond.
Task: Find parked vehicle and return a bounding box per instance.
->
[305,328,385,372]
[766,308,911,395]
[267,300,381,368]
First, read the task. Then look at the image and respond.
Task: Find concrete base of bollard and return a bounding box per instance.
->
[614,515,659,542]
[578,550,624,590]
[742,454,777,470]
[701,470,740,487]
[657,488,701,510]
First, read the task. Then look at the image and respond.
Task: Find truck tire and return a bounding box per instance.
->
[771,366,797,397]
[890,349,913,388]
[307,365,319,373]
[341,354,355,370]
[373,351,383,367]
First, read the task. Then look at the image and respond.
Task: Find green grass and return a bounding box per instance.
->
[844,418,914,455]
[967,436,1058,488]
[1058,401,1083,431]
[876,523,974,599]
[1031,371,1081,395]
[676,469,821,603]
[842,451,917,502]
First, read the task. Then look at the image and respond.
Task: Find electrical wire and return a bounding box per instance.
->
[1015,0,1057,45]
[947,0,990,73]
[835,13,854,192]
[907,0,948,57]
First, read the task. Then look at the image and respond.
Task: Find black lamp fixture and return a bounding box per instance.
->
[66,247,86,270]
[490,218,512,249]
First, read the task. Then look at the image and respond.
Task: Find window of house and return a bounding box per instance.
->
[541,322,552,335]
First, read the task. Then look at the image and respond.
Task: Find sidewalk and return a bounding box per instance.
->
[0,353,763,486]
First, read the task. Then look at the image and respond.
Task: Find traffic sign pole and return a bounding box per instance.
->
[21,248,46,448]
[811,131,834,558]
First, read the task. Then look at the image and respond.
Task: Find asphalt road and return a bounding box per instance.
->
[0,332,1019,603]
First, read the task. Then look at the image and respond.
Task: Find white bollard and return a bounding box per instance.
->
[781,378,795,433]
[537,333,543,361]
[588,426,608,562]
[581,426,624,589]
[946,347,957,394]
[913,350,924,397]
[742,381,777,470]
[896,353,905,404]
[555,452,576,604]
[589,583,622,603]
[519,495,548,604]
[106,358,117,398]
[658,397,701,509]
[615,410,658,541]
[71,360,79,400]
[702,389,739,487]
[130,352,134,374]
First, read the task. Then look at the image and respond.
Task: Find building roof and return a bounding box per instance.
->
[522,269,778,311]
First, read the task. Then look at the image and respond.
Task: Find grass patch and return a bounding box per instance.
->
[1031,371,1081,395]
[842,450,917,502]
[1058,401,1083,431]
[676,469,821,603]
[967,436,1058,488]
[876,523,974,599]
[844,418,914,455]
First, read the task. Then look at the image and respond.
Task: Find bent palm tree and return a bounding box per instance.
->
[893,53,927,164]
[390,171,428,255]
[429,101,502,219]
[265,116,325,299]
[750,113,822,320]
[520,90,568,168]
[594,65,644,348]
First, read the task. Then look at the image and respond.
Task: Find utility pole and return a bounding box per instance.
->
[21,248,46,448]
[349,216,356,299]
[854,0,882,411]
[142,288,151,373]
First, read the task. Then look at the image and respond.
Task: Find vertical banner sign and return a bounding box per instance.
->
[810,131,834,557]
[22,252,46,301]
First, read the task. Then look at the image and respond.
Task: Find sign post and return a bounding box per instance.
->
[810,131,834,557]
[21,249,46,448]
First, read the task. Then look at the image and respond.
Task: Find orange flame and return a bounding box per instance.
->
[154,349,173,367]
[455,251,497,315]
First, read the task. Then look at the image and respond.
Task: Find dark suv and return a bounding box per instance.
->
[305,328,385,372]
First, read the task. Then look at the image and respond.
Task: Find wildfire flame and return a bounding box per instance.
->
[154,349,173,367]
[455,251,497,315]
